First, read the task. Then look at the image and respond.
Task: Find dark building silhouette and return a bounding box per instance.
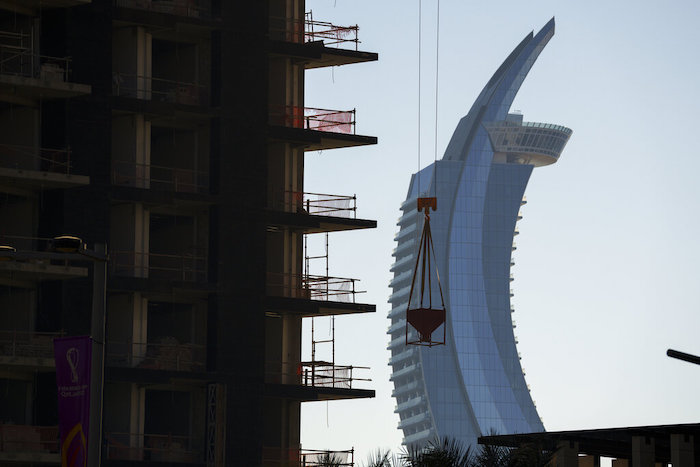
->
[0,1,377,465]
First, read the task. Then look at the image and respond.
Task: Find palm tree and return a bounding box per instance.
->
[471,441,511,467]
[314,451,344,467]
[360,434,556,467]
[400,437,473,467]
[362,448,393,467]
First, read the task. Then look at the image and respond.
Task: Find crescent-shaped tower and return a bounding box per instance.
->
[388,18,572,448]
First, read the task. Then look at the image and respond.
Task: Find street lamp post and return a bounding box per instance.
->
[0,239,108,467]
[86,243,107,467]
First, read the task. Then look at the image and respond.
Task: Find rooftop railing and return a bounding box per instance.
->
[271,191,357,218]
[112,160,209,194]
[269,106,356,135]
[111,249,207,282]
[521,120,573,135]
[0,143,73,175]
[105,432,202,463]
[266,272,363,303]
[112,72,207,106]
[106,339,205,372]
[269,13,360,50]
[114,0,214,20]
[0,330,65,360]
[262,447,355,467]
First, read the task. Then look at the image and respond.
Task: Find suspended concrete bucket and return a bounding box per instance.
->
[405,197,446,347]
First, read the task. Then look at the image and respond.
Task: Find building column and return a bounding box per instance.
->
[631,436,655,467]
[671,433,694,467]
[554,441,579,467]
[578,454,601,467]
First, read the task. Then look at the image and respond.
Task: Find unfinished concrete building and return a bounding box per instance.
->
[0,1,377,465]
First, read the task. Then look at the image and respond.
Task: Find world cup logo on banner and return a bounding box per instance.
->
[54,336,91,467]
[66,348,80,383]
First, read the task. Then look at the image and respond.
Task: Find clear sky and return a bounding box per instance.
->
[300,0,700,462]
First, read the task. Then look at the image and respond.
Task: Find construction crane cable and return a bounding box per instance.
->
[433,0,440,197]
[417,0,422,190]
[405,1,447,347]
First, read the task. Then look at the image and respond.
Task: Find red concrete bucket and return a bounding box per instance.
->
[406,307,446,343]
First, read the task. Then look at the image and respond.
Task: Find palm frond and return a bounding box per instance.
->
[363,448,393,467]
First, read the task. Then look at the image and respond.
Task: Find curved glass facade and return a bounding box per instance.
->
[388,18,572,449]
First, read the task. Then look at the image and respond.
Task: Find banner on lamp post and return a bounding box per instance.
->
[54,336,92,467]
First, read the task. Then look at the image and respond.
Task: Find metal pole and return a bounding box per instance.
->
[667,348,700,366]
[88,243,107,467]
[324,232,329,299]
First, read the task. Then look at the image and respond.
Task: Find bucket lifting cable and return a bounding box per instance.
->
[405,197,446,346]
[405,0,446,346]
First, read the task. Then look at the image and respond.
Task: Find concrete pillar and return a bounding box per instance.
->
[632,436,655,467]
[555,441,579,467]
[579,454,600,467]
[129,384,145,459]
[280,314,301,385]
[111,115,150,189]
[135,204,149,278]
[112,27,152,99]
[671,433,695,467]
[131,293,147,364]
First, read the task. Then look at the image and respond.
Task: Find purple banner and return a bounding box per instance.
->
[54,336,92,467]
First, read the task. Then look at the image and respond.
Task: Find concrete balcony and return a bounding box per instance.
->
[395,395,425,413]
[391,380,419,398]
[387,286,410,307]
[114,0,214,20]
[266,271,362,302]
[112,72,207,106]
[0,330,64,369]
[0,0,90,15]
[105,432,203,463]
[112,160,208,194]
[0,247,88,287]
[390,363,420,381]
[262,447,355,467]
[264,360,373,402]
[0,425,59,464]
[266,190,375,234]
[387,318,406,335]
[110,249,207,283]
[388,347,417,366]
[388,269,412,290]
[270,190,357,218]
[268,13,378,69]
[403,427,434,446]
[397,411,430,430]
[390,252,415,273]
[268,105,377,151]
[0,144,89,192]
[0,33,90,101]
[106,339,205,372]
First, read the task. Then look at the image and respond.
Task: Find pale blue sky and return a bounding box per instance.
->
[300,0,700,461]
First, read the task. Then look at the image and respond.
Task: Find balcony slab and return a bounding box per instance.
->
[0,167,89,193]
[0,74,91,101]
